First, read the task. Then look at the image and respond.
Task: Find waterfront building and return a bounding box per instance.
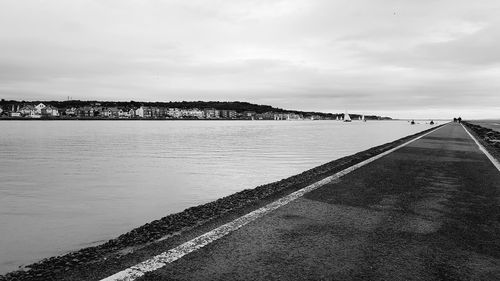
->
[118,108,134,118]
[35,103,46,114]
[100,107,108,117]
[203,108,220,119]
[135,106,146,118]
[0,106,9,117]
[19,105,38,118]
[158,107,168,118]
[153,107,165,118]
[7,104,20,117]
[274,113,286,120]
[135,106,143,118]
[220,110,237,119]
[255,112,275,120]
[41,106,59,117]
[65,107,77,116]
[93,106,103,117]
[150,107,161,118]
[241,111,256,120]
[168,107,203,119]
[11,104,20,113]
[286,113,302,120]
[179,109,189,118]
[100,107,109,117]
[106,107,120,118]
[144,106,153,118]
[135,106,153,118]
[77,106,95,117]
[188,108,204,119]
[178,109,188,118]
[128,108,136,118]
[167,108,181,118]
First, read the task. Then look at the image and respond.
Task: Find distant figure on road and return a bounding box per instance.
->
[458,117,462,123]
[411,120,415,125]
[453,118,457,122]
[430,120,434,125]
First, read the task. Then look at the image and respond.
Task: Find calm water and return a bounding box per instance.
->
[0,120,433,273]
[469,119,500,131]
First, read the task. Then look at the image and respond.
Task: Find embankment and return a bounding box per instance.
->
[0,124,443,281]
[462,121,500,160]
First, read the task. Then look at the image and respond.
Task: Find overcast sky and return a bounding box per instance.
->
[1,0,499,118]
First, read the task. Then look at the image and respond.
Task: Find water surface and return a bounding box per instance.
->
[469,119,500,131]
[0,120,433,273]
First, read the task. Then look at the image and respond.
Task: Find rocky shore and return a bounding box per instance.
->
[463,121,500,159]
[0,124,442,281]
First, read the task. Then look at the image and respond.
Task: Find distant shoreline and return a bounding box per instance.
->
[0,117,385,121]
[0,100,392,121]
[0,118,444,122]
[0,117,254,121]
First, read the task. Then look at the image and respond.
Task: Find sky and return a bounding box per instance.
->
[0,0,499,119]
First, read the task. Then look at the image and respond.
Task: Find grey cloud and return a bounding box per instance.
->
[0,0,499,118]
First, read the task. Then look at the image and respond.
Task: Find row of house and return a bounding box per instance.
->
[1,103,246,119]
[64,106,238,119]
[0,103,328,120]
[5,104,60,118]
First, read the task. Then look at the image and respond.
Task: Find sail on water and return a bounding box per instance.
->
[344,112,351,122]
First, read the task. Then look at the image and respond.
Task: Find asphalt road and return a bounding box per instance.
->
[136,123,500,281]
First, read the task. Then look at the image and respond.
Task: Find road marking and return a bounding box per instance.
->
[462,124,500,172]
[100,125,445,281]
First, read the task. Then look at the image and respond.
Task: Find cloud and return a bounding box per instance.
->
[0,0,499,118]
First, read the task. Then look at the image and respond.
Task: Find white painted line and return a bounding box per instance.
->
[100,125,445,281]
[461,124,500,173]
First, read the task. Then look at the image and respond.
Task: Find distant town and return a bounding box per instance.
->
[0,99,391,121]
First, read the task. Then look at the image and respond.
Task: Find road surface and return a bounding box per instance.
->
[137,123,500,281]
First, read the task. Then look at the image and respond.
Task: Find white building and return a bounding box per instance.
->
[181,108,204,118]
[135,106,145,118]
[135,106,153,118]
[35,103,46,114]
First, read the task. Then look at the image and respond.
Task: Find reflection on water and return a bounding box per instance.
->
[0,120,431,273]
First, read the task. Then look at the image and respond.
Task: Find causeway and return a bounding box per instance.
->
[135,122,500,281]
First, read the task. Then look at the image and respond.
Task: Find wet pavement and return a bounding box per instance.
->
[139,123,500,281]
